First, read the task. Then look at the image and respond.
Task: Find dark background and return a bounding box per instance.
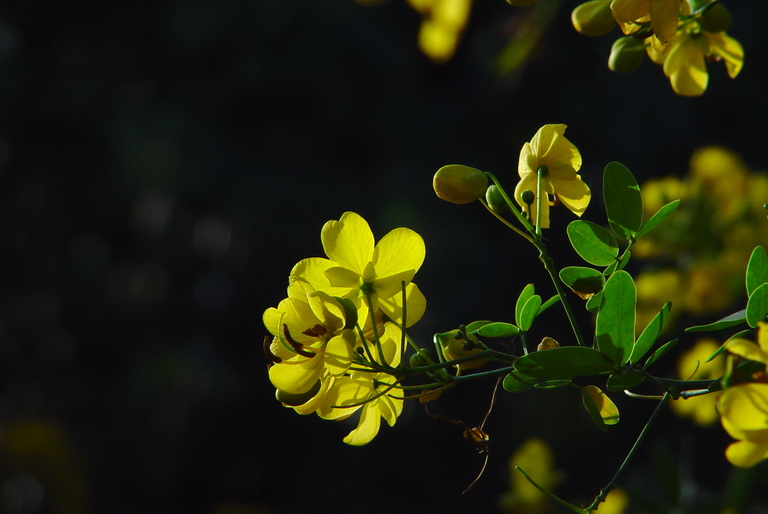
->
[1,0,767,512]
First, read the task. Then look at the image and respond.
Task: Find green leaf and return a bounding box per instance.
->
[516,284,535,328]
[475,322,520,338]
[746,246,768,296]
[559,266,605,300]
[603,250,631,277]
[606,372,645,391]
[644,338,678,370]
[581,387,607,432]
[686,310,746,332]
[582,385,620,432]
[706,329,753,363]
[595,270,636,365]
[603,161,643,240]
[464,320,494,333]
[746,283,768,328]
[514,346,615,380]
[503,370,539,392]
[519,294,542,332]
[635,199,680,239]
[538,295,560,316]
[534,380,572,389]
[567,220,620,266]
[630,301,671,364]
[586,291,602,313]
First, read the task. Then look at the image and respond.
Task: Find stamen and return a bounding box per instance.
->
[303,324,328,337]
[283,324,316,358]
[263,335,282,364]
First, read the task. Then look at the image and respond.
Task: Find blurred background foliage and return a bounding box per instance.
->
[0,0,767,512]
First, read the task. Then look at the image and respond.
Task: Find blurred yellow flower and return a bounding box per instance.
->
[514,124,590,229]
[595,487,629,513]
[407,0,472,63]
[291,211,426,327]
[717,383,768,467]
[498,437,561,513]
[610,0,681,52]
[670,339,723,427]
[646,24,744,97]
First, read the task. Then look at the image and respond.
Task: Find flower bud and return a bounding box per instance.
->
[505,0,541,5]
[436,329,488,370]
[608,36,646,73]
[521,190,535,206]
[276,379,322,406]
[571,0,616,37]
[699,2,732,33]
[537,336,560,351]
[433,165,489,204]
[485,184,509,213]
[409,348,431,368]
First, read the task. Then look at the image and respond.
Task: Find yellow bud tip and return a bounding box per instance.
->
[537,337,560,351]
[434,164,489,205]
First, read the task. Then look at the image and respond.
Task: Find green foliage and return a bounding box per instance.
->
[644,338,678,370]
[516,284,542,331]
[475,322,520,338]
[595,270,636,365]
[606,372,645,391]
[567,220,619,266]
[746,246,768,296]
[503,369,539,392]
[559,266,605,299]
[746,283,768,328]
[634,200,680,238]
[603,161,643,240]
[514,346,615,380]
[686,309,746,333]
[630,301,672,364]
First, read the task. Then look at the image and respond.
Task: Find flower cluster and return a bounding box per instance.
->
[632,146,768,330]
[571,0,744,96]
[264,211,426,445]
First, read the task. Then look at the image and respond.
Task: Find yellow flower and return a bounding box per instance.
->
[646,24,744,97]
[610,0,681,53]
[264,280,356,398]
[291,211,426,327]
[670,339,723,427]
[407,0,472,63]
[725,322,768,366]
[498,437,561,512]
[595,488,629,513]
[717,383,768,467]
[514,124,590,229]
[318,322,404,445]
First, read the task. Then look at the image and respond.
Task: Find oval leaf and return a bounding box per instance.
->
[514,346,615,380]
[567,220,620,266]
[606,372,645,391]
[746,246,768,296]
[686,309,746,333]
[516,284,535,328]
[582,385,620,431]
[465,320,494,333]
[746,282,768,328]
[603,161,643,240]
[476,322,520,338]
[644,338,678,370]
[503,370,539,392]
[519,294,542,332]
[635,199,680,238]
[595,270,636,365]
[630,301,671,364]
[560,266,605,300]
[586,291,602,313]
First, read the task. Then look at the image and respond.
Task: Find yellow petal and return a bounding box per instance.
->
[324,331,356,376]
[648,0,679,48]
[290,258,335,291]
[343,403,382,446]
[718,384,768,438]
[725,439,768,468]
[374,269,417,301]
[710,32,744,79]
[610,0,650,25]
[759,322,768,353]
[372,227,426,278]
[321,212,374,275]
[268,356,323,394]
[379,282,427,327]
[318,375,367,420]
[529,124,568,159]
[726,339,768,365]
[553,177,591,217]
